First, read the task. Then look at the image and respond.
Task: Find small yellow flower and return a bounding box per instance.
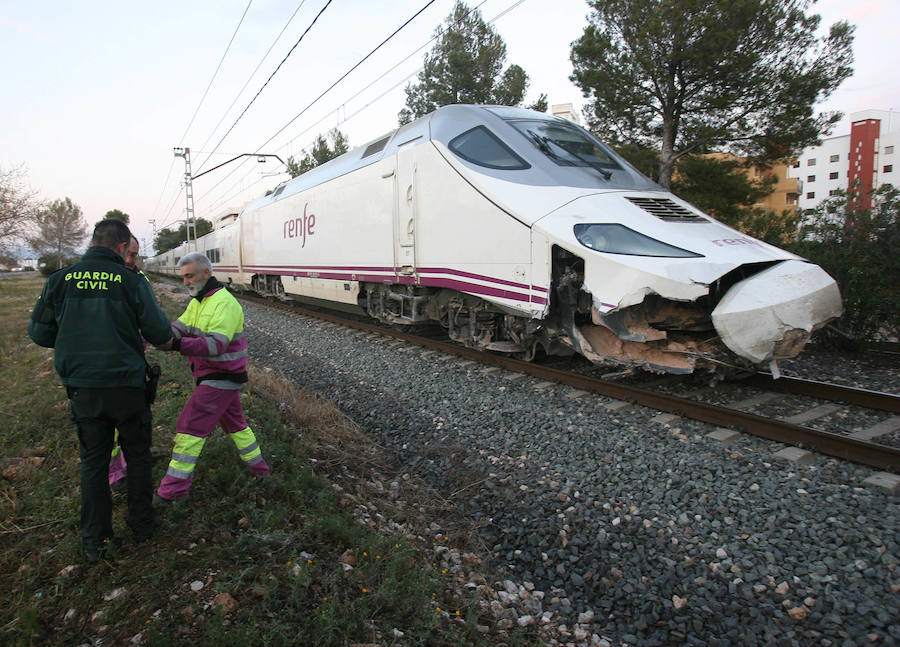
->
[375,555,381,559]
[455,610,461,616]
[442,568,448,574]
[307,559,313,564]
[286,561,292,566]
[363,552,368,557]
[362,588,368,593]
[436,607,442,612]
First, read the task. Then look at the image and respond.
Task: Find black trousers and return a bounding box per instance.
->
[69,386,154,549]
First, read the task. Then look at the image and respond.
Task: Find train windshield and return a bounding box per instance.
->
[486,107,658,190]
[508,119,621,176]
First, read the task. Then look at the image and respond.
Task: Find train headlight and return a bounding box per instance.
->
[574,224,703,257]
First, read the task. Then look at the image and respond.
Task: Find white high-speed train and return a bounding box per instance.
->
[147,105,841,374]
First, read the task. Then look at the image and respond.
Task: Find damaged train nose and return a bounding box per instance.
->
[711,260,842,365]
[553,253,842,376]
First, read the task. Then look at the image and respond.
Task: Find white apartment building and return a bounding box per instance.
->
[788,109,900,211]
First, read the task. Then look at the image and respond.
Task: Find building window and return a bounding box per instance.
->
[807,175,815,182]
[829,190,839,196]
[829,172,839,180]
[792,161,800,168]
[886,146,894,155]
[806,192,815,199]
[830,154,839,162]
[807,158,816,166]
[885,165,894,173]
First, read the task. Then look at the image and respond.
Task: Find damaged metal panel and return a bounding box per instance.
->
[711,260,842,363]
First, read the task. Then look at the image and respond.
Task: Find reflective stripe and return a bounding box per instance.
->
[206,349,249,362]
[172,452,198,464]
[177,323,203,337]
[206,336,218,355]
[209,331,230,345]
[166,466,193,479]
[230,427,263,464]
[238,441,259,456]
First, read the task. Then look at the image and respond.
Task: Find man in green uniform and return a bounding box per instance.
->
[28,220,173,562]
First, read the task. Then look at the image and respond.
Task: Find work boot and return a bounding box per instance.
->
[84,537,115,563]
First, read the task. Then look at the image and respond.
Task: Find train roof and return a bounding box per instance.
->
[243,104,659,215]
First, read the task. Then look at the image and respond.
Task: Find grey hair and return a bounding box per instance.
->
[177,252,212,273]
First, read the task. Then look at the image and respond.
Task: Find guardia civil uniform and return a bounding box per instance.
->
[155,275,270,502]
[28,246,172,557]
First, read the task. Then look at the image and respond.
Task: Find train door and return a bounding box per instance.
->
[392,148,418,279]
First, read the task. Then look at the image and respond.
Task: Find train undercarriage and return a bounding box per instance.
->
[254,248,829,377]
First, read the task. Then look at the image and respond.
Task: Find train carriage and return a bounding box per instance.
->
[150,105,841,375]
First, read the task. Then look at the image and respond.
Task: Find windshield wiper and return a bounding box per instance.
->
[527,132,564,162]
[530,132,612,180]
[551,138,613,180]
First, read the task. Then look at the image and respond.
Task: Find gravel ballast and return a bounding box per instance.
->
[242,301,899,647]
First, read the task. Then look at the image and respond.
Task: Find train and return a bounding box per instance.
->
[147,104,842,375]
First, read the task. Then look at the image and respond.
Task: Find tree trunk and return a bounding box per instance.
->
[657,118,677,190]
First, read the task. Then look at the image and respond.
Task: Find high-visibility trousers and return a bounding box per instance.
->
[156,384,269,501]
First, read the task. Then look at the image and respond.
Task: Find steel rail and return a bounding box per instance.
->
[742,374,900,413]
[238,293,900,472]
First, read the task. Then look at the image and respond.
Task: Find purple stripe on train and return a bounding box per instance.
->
[240,265,548,305]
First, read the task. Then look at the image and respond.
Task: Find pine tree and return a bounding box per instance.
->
[570,0,855,188]
[399,1,533,124]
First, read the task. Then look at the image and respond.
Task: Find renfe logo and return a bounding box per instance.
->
[283,203,316,248]
[711,238,759,247]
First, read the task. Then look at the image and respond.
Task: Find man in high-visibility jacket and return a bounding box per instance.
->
[154,252,270,504]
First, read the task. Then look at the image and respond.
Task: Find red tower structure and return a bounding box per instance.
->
[848,118,881,210]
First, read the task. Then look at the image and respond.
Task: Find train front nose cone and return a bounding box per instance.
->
[711,260,843,364]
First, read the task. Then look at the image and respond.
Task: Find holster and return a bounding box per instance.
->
[145,363,162,406]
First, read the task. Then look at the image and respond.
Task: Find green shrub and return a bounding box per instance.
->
[791,184,899,340]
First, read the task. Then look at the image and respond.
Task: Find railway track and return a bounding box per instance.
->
[238,291,900,473]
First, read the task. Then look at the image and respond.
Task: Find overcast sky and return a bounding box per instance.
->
[2,0,898,255]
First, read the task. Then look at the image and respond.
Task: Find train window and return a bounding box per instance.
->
[449,126,530,170]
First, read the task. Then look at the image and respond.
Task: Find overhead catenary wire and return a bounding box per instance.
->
[253,0,438,156]
[199,0,528,219]
[178,0,254,147]
[157,184,186,233]
[276,0,492,154]
[195,0,440,208]
[200,0,498,216]
[192,0,310,172]
[194,0,334,175]
[149,158,177,223]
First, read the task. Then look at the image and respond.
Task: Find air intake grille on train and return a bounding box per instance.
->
[626,197,707,222]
